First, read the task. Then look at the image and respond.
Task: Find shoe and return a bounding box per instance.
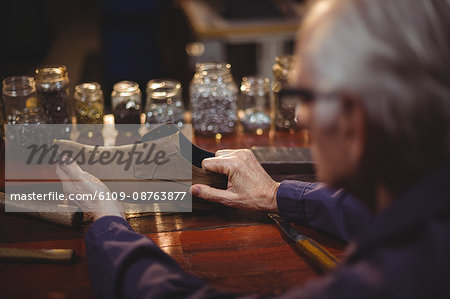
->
[138,123,227,189]
[54,124,228,207]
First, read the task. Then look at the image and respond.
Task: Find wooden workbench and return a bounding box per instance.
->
[0,128,345,298]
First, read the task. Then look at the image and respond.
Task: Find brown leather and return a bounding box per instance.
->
[54,138,228,191]
[192,166,228,189]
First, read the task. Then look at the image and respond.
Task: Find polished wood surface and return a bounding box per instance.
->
[0,129,344,298]
[194,129,310,152]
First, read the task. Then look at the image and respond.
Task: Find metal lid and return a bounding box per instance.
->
[146,79,181,100]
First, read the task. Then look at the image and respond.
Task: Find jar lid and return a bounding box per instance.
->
[35,65,68,82]
[146,79,181,100]
[75,82,101,92]
[195,62,231,71]
[75,82,103,101]
[241,76,270,96]
[113,81,140,94]
[2,76,36,96]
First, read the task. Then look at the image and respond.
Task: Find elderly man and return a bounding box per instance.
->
[57,0,450,297]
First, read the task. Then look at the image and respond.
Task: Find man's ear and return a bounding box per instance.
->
[340,95,368,168]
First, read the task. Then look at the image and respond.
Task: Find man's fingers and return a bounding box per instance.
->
[190,184,239,204]
[56,164,77,195]
[59,160,87,181]
[56,164,70,181]
[202,156,236,175]
[215,149,235,157]
[58,161,105,196]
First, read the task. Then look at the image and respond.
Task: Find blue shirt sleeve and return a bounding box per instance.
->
[85,216,232,299]
[276,181,372,242]
[85,216,387,299]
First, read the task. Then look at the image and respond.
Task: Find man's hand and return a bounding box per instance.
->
[56,159,126,222]
[190,149,280,212]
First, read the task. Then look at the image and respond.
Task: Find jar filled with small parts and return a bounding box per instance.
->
[35,65,71,124]
[111,81,142,125]
[15,107,47,124]
[2,76,38,124]
[239,76,271,133]
[74,82,104,124]
[272,55,298,131]
[145,79,185,127]
[14,107,49,150]
[190,63,238,137]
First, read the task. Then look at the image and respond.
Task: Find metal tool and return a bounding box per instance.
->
[0,248,76,264]
[268,213,338,272]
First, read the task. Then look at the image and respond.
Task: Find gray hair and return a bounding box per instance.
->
[298,0,450,192]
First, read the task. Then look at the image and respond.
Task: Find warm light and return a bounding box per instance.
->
[314,0,332,15]
[152,212,179,256]
[26,96,38,108]
[215,133,222,140]
[103,114,115,124]
[256,129,263,135]
[185,42,205,57]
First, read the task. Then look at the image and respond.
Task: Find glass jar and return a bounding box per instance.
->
[111,81,141,124]
[16,107,47,124]
[2,76,37,124]
[35,65,71,124]
[15,107,48,150]
[239,76,271,133]
[74,82,104,124]
[272,55,298,131]
[145,79,185,127]
[190,63,238,137]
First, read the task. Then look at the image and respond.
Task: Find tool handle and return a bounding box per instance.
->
[0,192,83,229]
[0,248,76,264]
[296,237,339,272]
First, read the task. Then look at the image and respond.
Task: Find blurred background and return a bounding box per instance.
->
[1,0,303,111]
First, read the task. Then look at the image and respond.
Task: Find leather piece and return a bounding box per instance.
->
[54,125,228,191]
[141,124,215,168]
[140,124,228,189]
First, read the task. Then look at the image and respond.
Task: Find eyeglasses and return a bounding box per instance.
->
[279,86,339,127]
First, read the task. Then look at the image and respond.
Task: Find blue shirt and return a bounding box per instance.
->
[85,167,450,298]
